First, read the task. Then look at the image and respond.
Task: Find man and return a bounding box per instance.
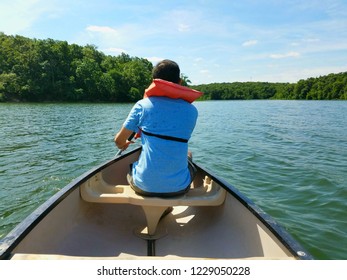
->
[114,59,200,197]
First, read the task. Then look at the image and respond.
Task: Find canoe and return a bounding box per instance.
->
[0,147,312,260]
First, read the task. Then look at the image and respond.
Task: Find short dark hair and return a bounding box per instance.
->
[152,59,180,84]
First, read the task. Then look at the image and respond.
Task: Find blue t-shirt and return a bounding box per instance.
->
[123,96,198,193]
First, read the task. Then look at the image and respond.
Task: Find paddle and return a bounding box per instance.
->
[115,132,136,156]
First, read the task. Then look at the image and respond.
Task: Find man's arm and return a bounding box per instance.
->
[114,126,135,150]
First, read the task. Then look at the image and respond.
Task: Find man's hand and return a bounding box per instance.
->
[114,126,135,150]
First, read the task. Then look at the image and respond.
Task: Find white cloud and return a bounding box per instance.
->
[82,23,149,49]
[242,40,258,47]
[86,25,118,35]
[178,24,191,32]
[270,52,300,59]
[81,25,130,54]
[0,0,61,34]
[103,47,127,55]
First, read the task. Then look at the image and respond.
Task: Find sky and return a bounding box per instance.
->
[1,0,347,85]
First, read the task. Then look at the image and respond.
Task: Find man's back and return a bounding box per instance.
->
[124,96,198,193]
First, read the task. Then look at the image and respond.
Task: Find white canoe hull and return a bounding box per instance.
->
[0,148,312,260]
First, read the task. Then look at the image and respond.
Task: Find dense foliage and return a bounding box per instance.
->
[0,33,153,102]
[1,33,346,102]
[192,72,347,100]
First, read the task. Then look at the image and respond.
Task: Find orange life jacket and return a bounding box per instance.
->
[144,79,203,103]
[134,79,203,139]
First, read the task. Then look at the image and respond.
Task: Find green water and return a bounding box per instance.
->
[0,101,346,259]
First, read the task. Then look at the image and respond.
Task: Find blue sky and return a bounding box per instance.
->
[1,0,347,84]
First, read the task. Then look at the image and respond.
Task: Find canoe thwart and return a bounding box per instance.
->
[80,175,226,235]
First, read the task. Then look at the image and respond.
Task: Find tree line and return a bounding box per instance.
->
[192,72,347,100]
[1,32,346,102]
[0,33,153,102]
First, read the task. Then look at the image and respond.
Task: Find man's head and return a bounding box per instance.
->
[152,59,180,84]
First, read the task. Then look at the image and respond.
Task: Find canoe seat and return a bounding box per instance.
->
[80,176,226,235]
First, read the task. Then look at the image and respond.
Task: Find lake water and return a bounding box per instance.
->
[0,100,346,259]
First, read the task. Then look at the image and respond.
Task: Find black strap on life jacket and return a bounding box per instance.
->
[140,129,188,143]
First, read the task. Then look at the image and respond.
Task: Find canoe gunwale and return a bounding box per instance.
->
[0,147,313,260]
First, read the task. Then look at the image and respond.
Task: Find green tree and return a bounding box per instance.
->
[0,73,20,100]
[180,73,191,86]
